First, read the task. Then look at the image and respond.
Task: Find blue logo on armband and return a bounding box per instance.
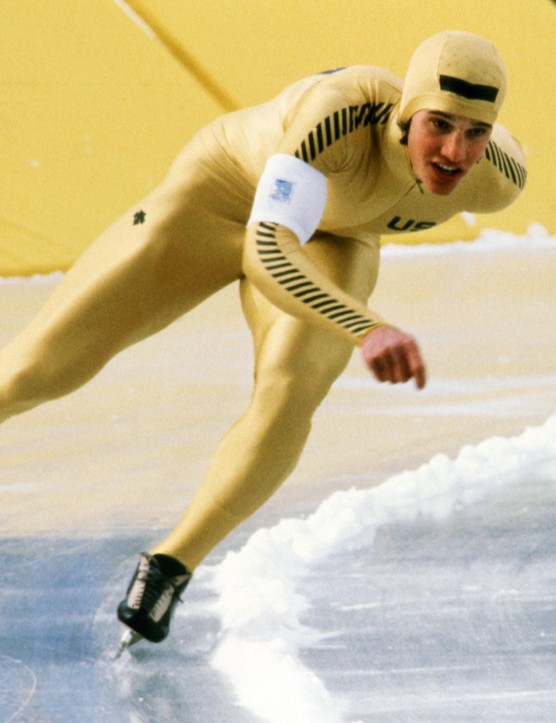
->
[270,178,294,203]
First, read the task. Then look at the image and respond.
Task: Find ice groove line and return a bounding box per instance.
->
[1,653,38,723]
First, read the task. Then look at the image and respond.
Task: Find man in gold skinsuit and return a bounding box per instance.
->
[0,31,526,645]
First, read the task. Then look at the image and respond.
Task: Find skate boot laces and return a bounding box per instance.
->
[127,553,189,622]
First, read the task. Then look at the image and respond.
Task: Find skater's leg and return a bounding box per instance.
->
[0,167,245,422]
[151,234,380,569]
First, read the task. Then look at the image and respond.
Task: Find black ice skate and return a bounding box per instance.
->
[117,552,192,646]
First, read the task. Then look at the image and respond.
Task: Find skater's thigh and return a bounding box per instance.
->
[23,172,246,356]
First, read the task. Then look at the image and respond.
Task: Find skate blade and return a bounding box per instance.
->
[113,627,143,659]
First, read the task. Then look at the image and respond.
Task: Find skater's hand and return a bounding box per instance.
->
[361,325,426,389]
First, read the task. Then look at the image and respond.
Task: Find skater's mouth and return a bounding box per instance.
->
[431,162,463,177]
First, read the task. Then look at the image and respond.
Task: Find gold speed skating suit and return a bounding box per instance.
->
[0,65,526,567]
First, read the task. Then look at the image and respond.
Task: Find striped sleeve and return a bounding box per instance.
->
[243,221,383,345]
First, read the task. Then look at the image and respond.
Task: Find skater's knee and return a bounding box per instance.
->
[0,342,80,418]
[0,359,48,415]
[0,364,42,419]
[254,347,348,418]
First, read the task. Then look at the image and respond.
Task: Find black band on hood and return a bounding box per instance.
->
[439,75,499,103]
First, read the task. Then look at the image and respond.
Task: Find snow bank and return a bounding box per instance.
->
[210,413,556,722]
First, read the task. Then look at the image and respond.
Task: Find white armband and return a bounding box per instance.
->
[247,154,327,245]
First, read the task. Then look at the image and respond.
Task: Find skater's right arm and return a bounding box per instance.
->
[244,74,386,345]
[243,70,426,388]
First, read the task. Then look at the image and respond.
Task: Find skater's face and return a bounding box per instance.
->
[407,110,492,195]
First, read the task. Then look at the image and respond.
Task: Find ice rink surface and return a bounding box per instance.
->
[1,229,555,722]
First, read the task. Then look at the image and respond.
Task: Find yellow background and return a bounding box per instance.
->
[1,0,554,275]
